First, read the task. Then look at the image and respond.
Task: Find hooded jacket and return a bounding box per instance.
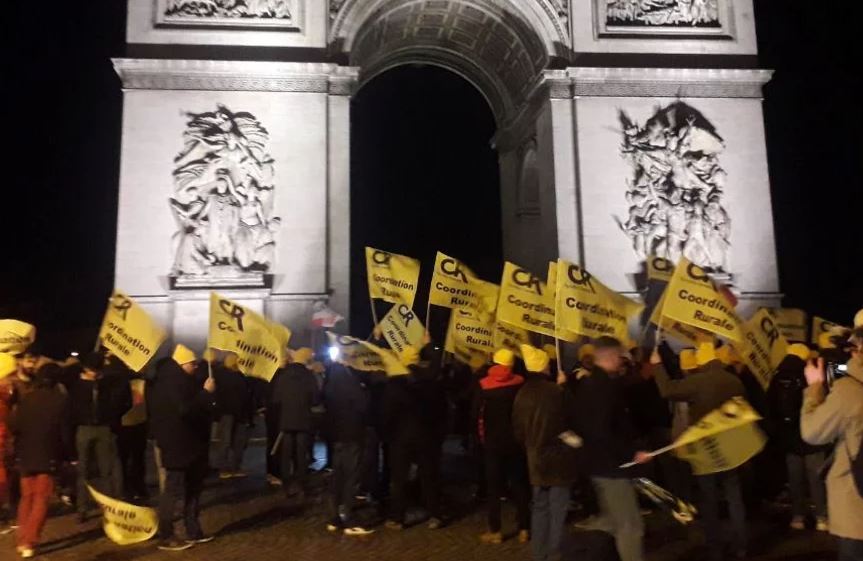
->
[323,363,368,443]
[767,355,820,455]
[652,359,745,425]
[472,365,524,452]
[381,361,447,444]
[270,363,320,432]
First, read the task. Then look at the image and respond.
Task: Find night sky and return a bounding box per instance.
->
[4,2,860,356]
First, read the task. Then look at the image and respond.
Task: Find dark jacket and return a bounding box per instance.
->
[271,363,319,433]
[381,363,447,444]
[147,359,215,470]
[68,370,132,430]
[10,386,72,475]
[572,367,639,479]
[768,355,819,455]
[653,359,745,425]
[323,364,368,443]
[472,365,524,452]
[214,365,253,422]
[512,374,579,486]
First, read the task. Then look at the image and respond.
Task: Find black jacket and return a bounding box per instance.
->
[512,374,579,486]
[68,370,132,430]
[381,364,447,444]
[147,359,215,469]
[572,367,639,479]
[323,364,368,443]
[768,355,820,455]
[214,365,253,422]
[271,363,319,432]
[10,386,72,475]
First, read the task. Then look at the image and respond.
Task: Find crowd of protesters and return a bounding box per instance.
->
[0,308,861,560]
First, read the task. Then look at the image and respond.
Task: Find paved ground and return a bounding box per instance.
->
[0,438,839,561]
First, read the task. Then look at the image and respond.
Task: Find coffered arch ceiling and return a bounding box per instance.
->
[330,0,570,127]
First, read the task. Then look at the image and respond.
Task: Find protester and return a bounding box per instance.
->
[212,352,253,479]
[270,347,319,502]
[800,330,863,560]
[114,354,149,502]
[768,343,828,531]
[573,337,649,561]
[148,345,216,551]
[513,344,579,561]
[69,351,131,522]
[8,363,72,558]
[0,353,18,528]
[473,348,529,544]
[651,342,747,561]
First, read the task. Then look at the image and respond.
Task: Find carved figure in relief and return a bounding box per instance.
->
[606,0,720,27]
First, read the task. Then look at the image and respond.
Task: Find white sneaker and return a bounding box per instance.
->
[816,517,829,532]
[343,526,375,536]
[789,515,805,530]
[20,547,35,559]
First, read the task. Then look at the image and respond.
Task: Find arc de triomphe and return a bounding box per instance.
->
[113,0,779,347]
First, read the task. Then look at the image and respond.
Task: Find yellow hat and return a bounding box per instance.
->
[172,344,197,365]
[578,344,596,362]
[224,353,239,370]
[401,346,420,367]
[202,348,217,364]
[818,332,835,350]
[716,345,739,366]
[520,344,550,373]
[787,343,811,362]
[542,344,558,361]
[679,349,698,372]
[468,353,487,372]
[493,349,515,367]
[855,309,863,328]
[291,347,315,366]
[0,352,17,379]
[695,342,717,367]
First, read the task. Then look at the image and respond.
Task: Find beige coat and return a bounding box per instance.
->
[800,355,863,540]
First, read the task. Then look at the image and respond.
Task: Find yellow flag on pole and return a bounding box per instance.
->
[379,304,425,360]
[98,291,166,372]
[492,321,532,357]
[497,262,556,337]
[444,312,491,365]
[672,397,766,475]
[811,316,847,346]
[0,319,37,355]
[740,308,789,390]
[661,258,744,343]
[646,256,675,283]
[445,309,495,352]
[208,293,283,382]
[429,252,499,318]
[765,308,807,343]
[366,247,421,307]
[650,289,713,347]
[327,332,409,376]
[87,485,158,545]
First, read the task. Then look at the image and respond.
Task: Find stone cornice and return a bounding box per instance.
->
[112,59,359,93]
[566,67,774,98]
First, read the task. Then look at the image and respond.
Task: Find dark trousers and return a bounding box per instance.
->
[696,469,746,561]
[360,428,382,499]
[389,438,441,522]
[280,431,311,491]
[531,485,570,561]
[117,424,148,500]
[330,441,362,520]
[213,415,249,473]
[157,457,207,540]
[484,449,530,532]
[838,538,863,561]
[265,408,281,478]
[76,425,121,513]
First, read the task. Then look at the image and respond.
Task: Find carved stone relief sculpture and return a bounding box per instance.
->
[605,0,720,27]
[164,0,293,19]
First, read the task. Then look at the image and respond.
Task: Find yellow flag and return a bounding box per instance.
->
[765,308,807,343]
[811,316,846,345]
[497,261,556,337]
[740,309,789,390]
[446,309,495,352]
[208,293,283,382]
[650,289,713,346]
[0,319,37,354]
[555,260,643,342]
[429,252,499,317]
[366,247,421,307]
[661,258,744,343]
[646,256,675,283]
[547,262,580,343]
[493,321,532,357]
[327,333,409,376]
[444,313,491,364]
[672,397,766,475]
[98,291,166,372]
[87,485,158,545]
[379,304,425,359]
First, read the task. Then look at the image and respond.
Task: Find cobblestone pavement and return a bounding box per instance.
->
[0,439,838,561]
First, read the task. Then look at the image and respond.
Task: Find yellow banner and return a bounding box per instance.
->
[811,316,846,345]
[446,309,495,352]
[444,313,491,365]
[87,485,158,545]
[327,333,410,376]
[0,319,36,354]
[98,291,166,372]
[672,397,766,475]
[741,308,789,390]
[646,256,675,283]
[661,258,744,343]
[765,308,807,343]
[650,289,713,346]
[380,304,425,359]
[555,260,643,342]
[365,247,421,308]
[493,321,532,357]
[497,261,557,337]
[429,252,499,318]
[208,293,283,382]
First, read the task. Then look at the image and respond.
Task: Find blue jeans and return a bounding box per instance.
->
[531,485,569,561]
[838,537,863,561]
[696,469,746,560]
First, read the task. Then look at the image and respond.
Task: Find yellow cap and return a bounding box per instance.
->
[291,347,315,366]
[401,346,420,367]
[224,353,239,370]
[818,332,835,350]
[855,308,863,328]
[0,352,17,379]
[520,344,550,373]
[787,343,811,362]
[172,344,197,365]
[679,349,698,372]
[542,344,558,361]
[202,348,217,364]
[493,349,515,367]
[716,345,739,366]
[695,342,717,367]
[578,344,596,362]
